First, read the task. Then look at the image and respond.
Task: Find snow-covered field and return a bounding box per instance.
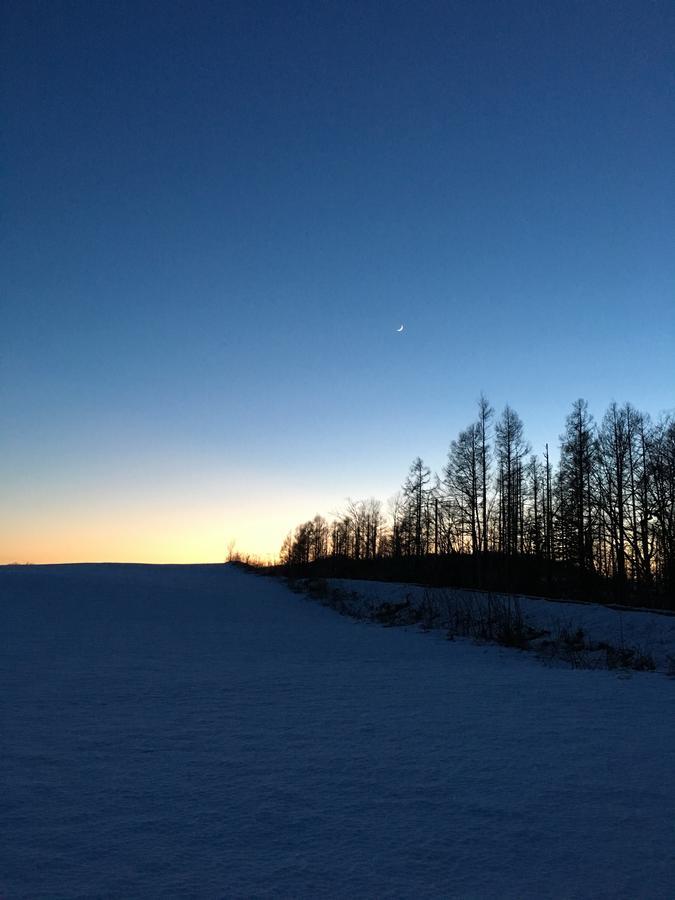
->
[2,564,674,899]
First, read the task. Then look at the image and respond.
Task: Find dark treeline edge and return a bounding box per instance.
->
[266,397,675,610]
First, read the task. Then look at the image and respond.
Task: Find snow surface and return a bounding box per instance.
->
[2,563,674,899]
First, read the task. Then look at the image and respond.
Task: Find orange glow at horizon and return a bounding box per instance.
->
[2,451,387,567]
[1,515,286,566]
[0,495,312,566]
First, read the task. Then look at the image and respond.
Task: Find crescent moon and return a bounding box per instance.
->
[397,324,404,332]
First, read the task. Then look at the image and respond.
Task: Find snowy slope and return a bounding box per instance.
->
[1,563,674,899]
[325,578,675,672]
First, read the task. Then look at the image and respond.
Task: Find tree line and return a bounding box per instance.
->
[279,396,674,607]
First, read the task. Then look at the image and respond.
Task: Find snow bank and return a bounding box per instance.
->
[323,578,675,673]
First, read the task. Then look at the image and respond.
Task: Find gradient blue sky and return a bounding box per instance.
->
[3,0,674,562]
